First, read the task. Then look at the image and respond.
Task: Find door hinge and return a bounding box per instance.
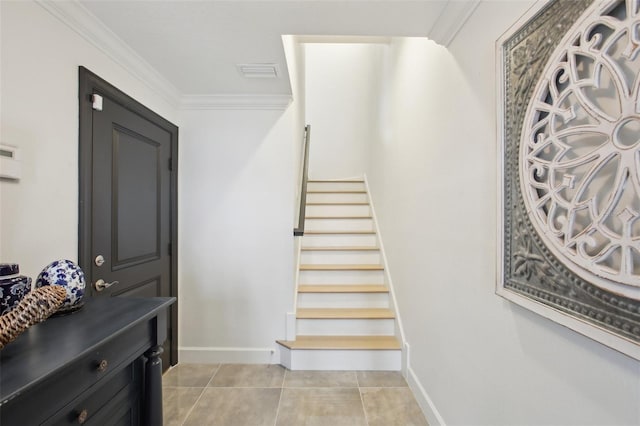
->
[168,158,173,171]
[168,242,172,256]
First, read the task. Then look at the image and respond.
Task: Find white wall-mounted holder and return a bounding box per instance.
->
[0,144,21,180]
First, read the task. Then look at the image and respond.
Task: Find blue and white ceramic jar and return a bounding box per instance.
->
[36,260,86,312]
[0,263,32,315]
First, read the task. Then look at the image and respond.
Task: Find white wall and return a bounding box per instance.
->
[305,43,383,179]
[282,36,306,224]
[176,36,300,363]
[178,107,295,363]
[1,1,299,365]
[0,1,179,278]
[367,2,640,425]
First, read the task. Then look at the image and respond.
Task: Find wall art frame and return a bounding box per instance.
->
[497,0,640,360]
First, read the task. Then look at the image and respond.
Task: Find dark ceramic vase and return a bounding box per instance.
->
[0,263,32,315]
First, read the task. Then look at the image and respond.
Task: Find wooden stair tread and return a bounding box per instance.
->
[298,285,389,293]
[304,230,376,235]
[308,180,365,183]
[300,264,383,271]
[301,246,379,251]
[305,216,372,219]
[306,202,369,206]
[297,308,395,319]
[307,190,367,194]
[276,335,401,350]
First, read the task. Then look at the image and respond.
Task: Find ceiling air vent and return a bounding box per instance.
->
[237,63,279,78]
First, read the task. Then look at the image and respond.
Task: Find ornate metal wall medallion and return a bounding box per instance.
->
[498,0,640,360]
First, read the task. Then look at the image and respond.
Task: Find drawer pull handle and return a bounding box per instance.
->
[77,409,88,424]
[97,359,108,372]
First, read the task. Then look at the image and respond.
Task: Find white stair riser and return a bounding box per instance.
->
[297,318,395,335]
[300,251,381,265]
[301,234,378,247]
[306,204,370,217]
[307,182,366,192]
[283,348,401,371]
[297,292,389,308]
[304,218,374,232]
[299,270,384,285]
[307,193,368,203]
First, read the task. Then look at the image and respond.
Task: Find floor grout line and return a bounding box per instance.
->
[203,385,285,389]
[273,369,288,426]
[167,384,407,389]
[163,385,209,389]
[280,386,361,389]
[175,364,221,426]
[205,363,222,387]
[179,386,206,426]
[356,372,371,426]
[361,385,409,390]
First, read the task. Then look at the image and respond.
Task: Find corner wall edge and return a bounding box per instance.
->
[428,0,482,47]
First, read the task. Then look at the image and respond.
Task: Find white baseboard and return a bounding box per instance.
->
[179,346,281,364]
[402,342,410,377]
[406,366,446,426]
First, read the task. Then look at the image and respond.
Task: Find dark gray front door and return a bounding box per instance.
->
[92,96,171,300]
[79,67,178,367]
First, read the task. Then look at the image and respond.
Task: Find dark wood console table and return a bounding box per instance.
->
[0,297,174,425]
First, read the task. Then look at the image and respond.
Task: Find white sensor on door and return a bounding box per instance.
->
[0,144,21,180]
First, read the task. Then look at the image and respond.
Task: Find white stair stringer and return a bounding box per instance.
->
[278,178,404,371]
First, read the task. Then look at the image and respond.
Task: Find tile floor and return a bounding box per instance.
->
[162,364,429,426]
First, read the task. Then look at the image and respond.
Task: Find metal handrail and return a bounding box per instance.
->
[294,125,311,236]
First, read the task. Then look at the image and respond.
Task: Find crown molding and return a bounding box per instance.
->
[36,0,181,108]
[428,0,481,47]
[180,94,292,111]
[34,1,291,112]
[295,35,392,45]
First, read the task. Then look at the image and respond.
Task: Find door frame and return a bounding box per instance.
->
[78,66,179,366]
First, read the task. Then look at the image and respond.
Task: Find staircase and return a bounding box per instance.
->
[277,179,403,370]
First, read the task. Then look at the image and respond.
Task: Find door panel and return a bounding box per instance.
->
[79,67,178,368]
[113,126,161,265]
[112,277,161,298]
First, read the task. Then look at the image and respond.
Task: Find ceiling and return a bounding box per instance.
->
[77,0,459,98]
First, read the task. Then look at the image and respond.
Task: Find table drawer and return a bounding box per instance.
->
[48,357,143,426]
[1,320,152,426]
